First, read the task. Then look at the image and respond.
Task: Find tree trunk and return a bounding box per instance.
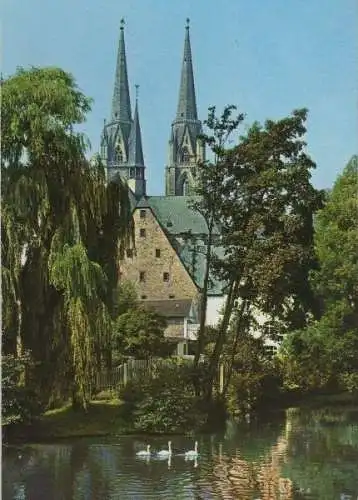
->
[205,278,239,400]
[194,219,214,371]
[222,299,249,397]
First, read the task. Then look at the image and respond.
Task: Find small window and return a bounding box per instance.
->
[163,272,170,282]
[155,249,161,258]
[126,249,133,258]
[139,271,145,282]
[141,295,147,299]
[169,294,175,299]
[129,167,135,178]
[140,209,146,219]
[139,228,146,238]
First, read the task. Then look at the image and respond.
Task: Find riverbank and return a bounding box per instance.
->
[4,391,358,444]
[4,398,134,443]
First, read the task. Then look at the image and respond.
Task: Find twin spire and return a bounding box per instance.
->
[111,17,198,132]
[106,18,200,196]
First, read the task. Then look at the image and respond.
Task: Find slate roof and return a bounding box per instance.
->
[145,196,224,295]
[142,299,193,317]
[146,196,219,235]
[128,188,139,211]
[178,241,225,295]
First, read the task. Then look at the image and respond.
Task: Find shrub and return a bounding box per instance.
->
[2,352,44,425]
[120,360,208,433]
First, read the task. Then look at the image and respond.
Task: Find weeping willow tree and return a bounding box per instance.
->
[1,67,133,410]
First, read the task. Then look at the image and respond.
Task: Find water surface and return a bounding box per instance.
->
[3,406,358,499]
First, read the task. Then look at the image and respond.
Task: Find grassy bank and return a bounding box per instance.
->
[5,391,358,444]
[4,398,134,443]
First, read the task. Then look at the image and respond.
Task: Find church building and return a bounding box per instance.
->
[100,19,225,354]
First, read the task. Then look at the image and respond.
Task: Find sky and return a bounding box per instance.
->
[3,0,357,194]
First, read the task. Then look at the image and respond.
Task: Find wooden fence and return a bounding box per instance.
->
[95,357,228,395]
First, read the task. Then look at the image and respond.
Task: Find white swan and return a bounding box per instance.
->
[185,441,199,459]
[136,444,151,457]
[157,441,172,457]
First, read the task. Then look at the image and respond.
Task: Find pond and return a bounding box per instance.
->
[3,406,358,499]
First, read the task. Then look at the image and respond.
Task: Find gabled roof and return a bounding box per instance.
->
[147,196,219,235]
[179,240,225,295]
[142,299,193,318]
[128,188,139,210]
[130,195,225,296]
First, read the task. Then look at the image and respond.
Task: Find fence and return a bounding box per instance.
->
[95,357,228,395]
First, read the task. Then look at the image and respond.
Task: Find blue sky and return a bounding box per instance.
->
[3,0,357,194]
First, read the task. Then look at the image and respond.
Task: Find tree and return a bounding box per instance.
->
[113,308,171,359]
[280,156,358,392]
[1,67,133,410]
[194,107,323,399]
[112,280,138,317]
[191,105,244,371]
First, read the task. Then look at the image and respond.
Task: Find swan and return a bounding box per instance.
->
[185,441,199,459]
[157,441,172,457]
[136,444,151,457]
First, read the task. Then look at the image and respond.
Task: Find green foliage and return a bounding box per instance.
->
[120,361,208,433]
[312,155,358,309]
[2,352,44,424]
[1,67,133,411]
[112,280,138,317]
[223,332,282,419]
[192,106,322,399]
[113,308,172,359]
[280,156,358,394]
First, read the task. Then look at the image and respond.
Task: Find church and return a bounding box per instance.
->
[99,19,225,355]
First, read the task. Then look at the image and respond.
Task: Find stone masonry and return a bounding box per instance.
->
[119,207,199,301]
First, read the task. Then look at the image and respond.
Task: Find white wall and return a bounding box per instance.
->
[206,296,226,326]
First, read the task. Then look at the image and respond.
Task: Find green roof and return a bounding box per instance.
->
[147,196,219,235]
[146,196,224,295]
[179,240,225,295]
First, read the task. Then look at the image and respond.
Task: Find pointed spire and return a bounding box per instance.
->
[176,18,198,121]
[111,19,132,122]
[128,85,144,166]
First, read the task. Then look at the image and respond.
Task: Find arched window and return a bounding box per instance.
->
[115,143,123,163]
[183,179,189,195]
[182,147,190,163]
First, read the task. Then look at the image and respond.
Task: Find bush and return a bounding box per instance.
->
[120,360,208,433]
[2,352,44,425]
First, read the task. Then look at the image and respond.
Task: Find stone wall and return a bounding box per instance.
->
[119,207,198,300]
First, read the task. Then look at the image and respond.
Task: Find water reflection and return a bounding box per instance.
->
[3,407,358,499]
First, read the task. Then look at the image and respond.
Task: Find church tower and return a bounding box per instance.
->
[101,20,146,197]
[165,19,205,196]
